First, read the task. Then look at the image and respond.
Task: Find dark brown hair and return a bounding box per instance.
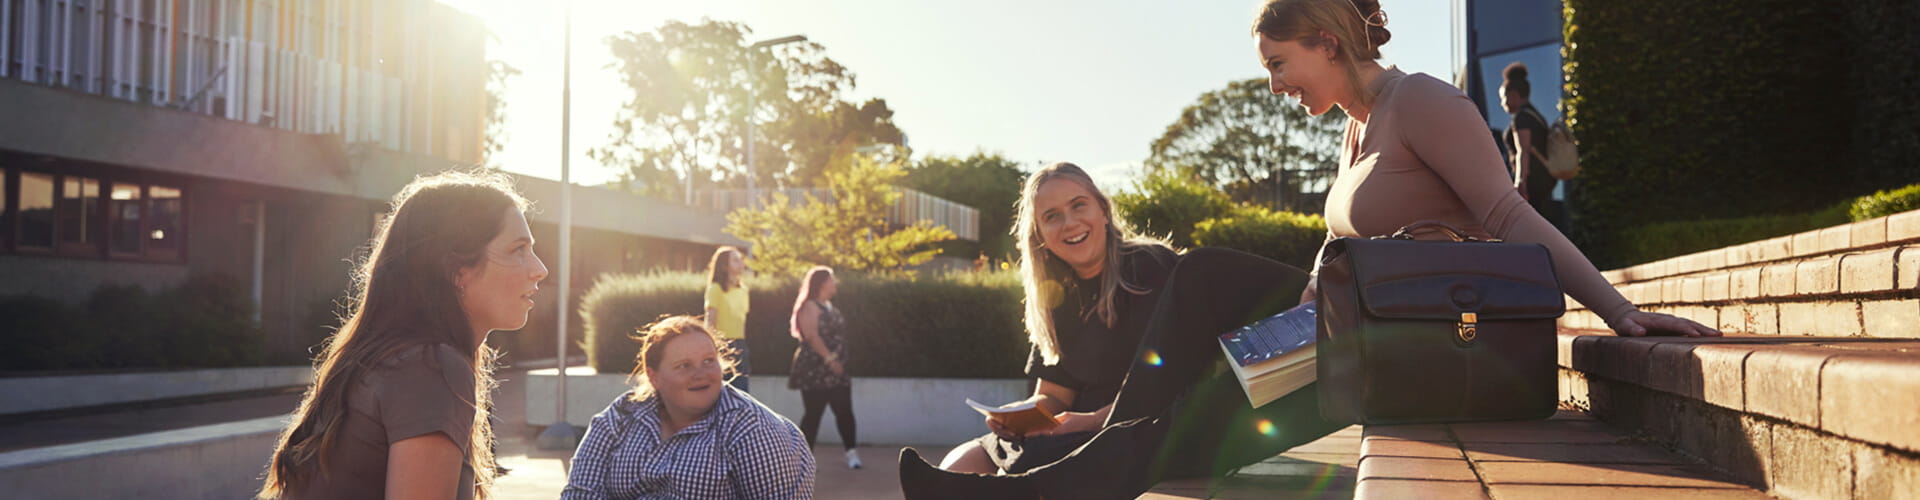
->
[707,246,744,291]
[259,170,527,499]
[1503,62,1531,96]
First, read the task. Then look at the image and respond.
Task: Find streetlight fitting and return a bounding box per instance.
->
[751,35,809,49]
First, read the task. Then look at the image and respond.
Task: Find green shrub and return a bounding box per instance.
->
[580,270,1027,379]
[1191,206,1327,271]
[0,276,267,372]
[1113,171,1234,248]
[1617,202,1851,266]
[1850,184,1920,221]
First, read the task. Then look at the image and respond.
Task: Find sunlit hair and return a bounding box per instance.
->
[789,266,835,340]
[627,315,738,400]
[1014,162,1171,364]
[1253,0,1393,111]
[707,246,745,291]
[260,169,528,500]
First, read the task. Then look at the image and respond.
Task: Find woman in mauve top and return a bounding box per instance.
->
[1263,0,1718,337]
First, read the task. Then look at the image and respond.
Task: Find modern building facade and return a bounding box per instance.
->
[0,0,742,362]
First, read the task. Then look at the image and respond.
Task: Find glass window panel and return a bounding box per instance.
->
[19,173,56,249]
[148,185,181,251]
[58,176,99,245]
[110,183,142,254]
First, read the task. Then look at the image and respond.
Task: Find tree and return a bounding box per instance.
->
[1111,171,1235,248]
[482,60,520,167]
[1146,78,1346,212]
[899,152,1026,260]
[724,154,956,276]
[593,20,905,200]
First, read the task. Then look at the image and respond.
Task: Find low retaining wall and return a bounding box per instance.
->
[526,369,1027,446]
[0,416,284,498]
[0,366,311,416]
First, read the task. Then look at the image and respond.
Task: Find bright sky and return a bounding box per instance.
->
[437,0,1459,193]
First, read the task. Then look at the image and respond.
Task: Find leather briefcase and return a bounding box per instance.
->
[1315,221,1566,425]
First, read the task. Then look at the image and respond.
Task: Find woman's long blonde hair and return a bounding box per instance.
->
[1253,0,1393,111]
[1015,162,1170,365]
[258,170,525,499]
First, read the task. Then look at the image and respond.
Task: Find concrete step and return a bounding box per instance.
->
[1354,411,1768,499]
[1558,329,1920,499]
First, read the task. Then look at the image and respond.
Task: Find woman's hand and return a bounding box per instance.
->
[1027,411,1101,437]
[828,359,845,376]
[1610,310,1722,337]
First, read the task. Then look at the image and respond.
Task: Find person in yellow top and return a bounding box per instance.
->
[705,246,752,392]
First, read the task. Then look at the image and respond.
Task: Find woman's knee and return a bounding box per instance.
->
[939,441,997,474]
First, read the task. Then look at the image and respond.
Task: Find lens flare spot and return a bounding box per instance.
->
[1142,350,1163,366]
[1256,419,1277,436]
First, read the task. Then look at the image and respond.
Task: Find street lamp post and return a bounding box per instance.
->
[745,35,807,209]
[536,0,578,452]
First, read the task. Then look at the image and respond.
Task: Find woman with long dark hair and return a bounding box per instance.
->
[705,246,752,392]
[787,266,861,469]
[259,170,547,499]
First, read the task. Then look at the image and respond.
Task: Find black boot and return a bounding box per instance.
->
[896,447,1041,500]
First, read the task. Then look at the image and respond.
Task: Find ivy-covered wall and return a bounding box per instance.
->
[1562,0,1920,267]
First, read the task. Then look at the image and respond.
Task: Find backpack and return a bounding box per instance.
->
[1518,107,1580,181]
[1544,119,1579,180]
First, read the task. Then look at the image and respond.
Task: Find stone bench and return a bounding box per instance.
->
[1355,410,1768,498]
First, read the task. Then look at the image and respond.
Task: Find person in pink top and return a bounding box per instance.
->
[1259,0,1718,338]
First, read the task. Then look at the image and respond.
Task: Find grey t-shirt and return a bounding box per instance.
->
[288,343,478,500]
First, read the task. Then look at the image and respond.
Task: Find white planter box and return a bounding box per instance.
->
[0,416,285,498]
[0,366,311,415]
[526,369,1027,446]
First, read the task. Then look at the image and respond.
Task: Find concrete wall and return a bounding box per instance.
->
[0,416,282,498]
[526,369,1028,446]
[0,366,310,415]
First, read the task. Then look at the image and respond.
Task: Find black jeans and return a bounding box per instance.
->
[800,385,857,450]
[1020,248,1347,498]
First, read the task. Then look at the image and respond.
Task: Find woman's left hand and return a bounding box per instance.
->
[1611,310,1722,337]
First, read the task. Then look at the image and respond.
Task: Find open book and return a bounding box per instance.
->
[1218,301,1318,408]
[965,398,1061,436]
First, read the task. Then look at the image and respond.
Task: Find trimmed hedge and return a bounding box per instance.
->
[1851,184,1920,222]
[580,270,1027,379]
[1191,206,1327,271]
[0,276,269,372]
[1113,171,1234,248]
[1617,202,1851,266]
[1562,0,1920,268]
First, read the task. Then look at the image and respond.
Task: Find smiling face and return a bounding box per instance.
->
[646,332,725,418]
[726,251,747,283]
[454,207,548,340]
[1032,177,1110,279]
[1500,82,1527,114]
[1258,34,1345,116]
[818,275,839,301]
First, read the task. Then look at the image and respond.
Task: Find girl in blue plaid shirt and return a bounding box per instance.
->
[562,316,816,499]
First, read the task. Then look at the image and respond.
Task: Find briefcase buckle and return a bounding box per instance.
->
[1457,312,1478,343]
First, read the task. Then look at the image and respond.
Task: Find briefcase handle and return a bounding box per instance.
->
[1383,220,1501,243]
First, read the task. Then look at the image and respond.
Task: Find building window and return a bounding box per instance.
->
[18,172,57,250]
[148,185,183,258]
[110,183,144,255]
[57,176,101,254]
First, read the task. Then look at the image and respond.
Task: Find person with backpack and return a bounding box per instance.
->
[1501,62,1566,230]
